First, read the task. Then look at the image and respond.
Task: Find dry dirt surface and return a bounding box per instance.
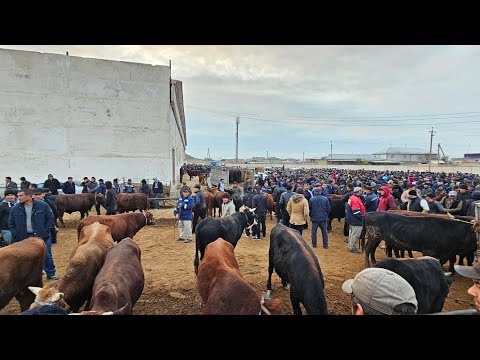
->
[0,194,476,315]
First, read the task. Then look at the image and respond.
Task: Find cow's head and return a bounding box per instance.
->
[142,210,155,225]
[28,286,70,312]
[240,206,258,229]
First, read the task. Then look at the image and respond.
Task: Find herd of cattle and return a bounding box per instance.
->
[0,186,478,314]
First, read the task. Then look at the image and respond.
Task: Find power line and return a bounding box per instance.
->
[186,105,480,120]
[186,106,480,126]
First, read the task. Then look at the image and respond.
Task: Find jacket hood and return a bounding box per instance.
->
[472,190,480,200]
[292,194,304,203]
[380,186,391,197]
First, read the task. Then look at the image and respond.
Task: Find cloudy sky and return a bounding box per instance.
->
[3,45,480,160]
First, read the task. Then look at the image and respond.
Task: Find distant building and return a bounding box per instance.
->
[372,147,435,163]
[318,154,393,165]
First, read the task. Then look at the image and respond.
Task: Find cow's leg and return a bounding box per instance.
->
[407,250,414,258]
[467,253,474,266]
[448,256,456,273]
[290,294,302,315]
[388,246,395,258]
[15,287,37,312]
[0,290,16,311]
[327,219,332,232]
[266,255,274,291]
[343,222,349,237]
[58,210,66,228]
[458,255,465,266]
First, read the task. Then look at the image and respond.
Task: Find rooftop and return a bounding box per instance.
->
[372,147,429,155]
[322,154,380,161]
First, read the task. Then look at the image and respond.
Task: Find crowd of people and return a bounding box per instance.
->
[3,167,480,315]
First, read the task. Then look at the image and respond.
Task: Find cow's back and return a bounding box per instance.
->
[269,224,327,315]
[374,256,449,313]
[198,239,260,315]
[63,222,115,311]
[88,238,144,314]
[0,238,46,311]
[117,193,148,213]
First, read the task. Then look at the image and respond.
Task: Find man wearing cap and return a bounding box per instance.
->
[440,191,464,215]
[345,187,366,254]
[455,262,480,313]
[8,189,59,280]
[42,188,59,244]
[407,190,429,213]
[342,267,418,315]
[0,189,17,246]
[174,187,194,243]
[192,184,207,232]
[218,179,225,192]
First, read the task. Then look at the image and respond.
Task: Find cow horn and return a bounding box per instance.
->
[102,311,114,315]
[250,207,256,213]
[239,205,245,213]
[444,272,452,276]
[28,286,42,295]
[446,211,455,220]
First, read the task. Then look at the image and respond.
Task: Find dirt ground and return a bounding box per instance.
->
[1,184,476,315]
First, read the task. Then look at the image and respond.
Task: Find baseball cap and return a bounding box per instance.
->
[342,268,418,315]
[353,187,362,192]
[454,261,480,280]
[448,191,457,196]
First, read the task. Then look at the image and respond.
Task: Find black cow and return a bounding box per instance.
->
[225,188,243,212]
[327,198,348,236]
[360,211,477,273]
[374,256,451,314]
[194,207,257,274]
[266,224,328,315]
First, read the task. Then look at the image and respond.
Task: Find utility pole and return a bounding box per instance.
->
[330,141,333,163]
[207,148,210,160]
[235,117,240,164]
[428,127,436,172]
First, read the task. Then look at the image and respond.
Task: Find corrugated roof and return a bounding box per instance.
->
[322,154,379,161]
[372,147,429,155]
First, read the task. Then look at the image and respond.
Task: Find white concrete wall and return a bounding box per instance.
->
[0,48,186,187]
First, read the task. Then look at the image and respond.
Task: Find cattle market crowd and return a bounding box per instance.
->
[1,166,480,316]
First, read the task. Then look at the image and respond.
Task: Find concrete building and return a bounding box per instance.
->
[0,48,186,192]
[372,147,435,163]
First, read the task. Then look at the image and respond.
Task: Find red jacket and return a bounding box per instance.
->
[348,194,366,215]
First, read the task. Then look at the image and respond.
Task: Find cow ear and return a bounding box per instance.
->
[28,286,42,295]
[239,205,245,213]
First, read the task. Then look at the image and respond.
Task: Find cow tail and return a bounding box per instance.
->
[360,214,366,252]
[194,226,200,275]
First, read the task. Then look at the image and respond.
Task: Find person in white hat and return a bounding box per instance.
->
[441,191,463,215]
[454,261,480,313]
[342,267,418,315]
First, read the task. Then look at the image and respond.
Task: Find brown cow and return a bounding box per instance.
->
[29,222,114,312]
[117,193,148,213]
[204,190,215,217]
[197,239,261,315]
[264,193,275,220]
[80,238,144,315]
[187,169,201,180]
[77,211,155,242]
[55,193,105,227]
[198,174,208,186]
[0,238,45,311]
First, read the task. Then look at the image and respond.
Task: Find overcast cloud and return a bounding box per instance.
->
[2,45,480,160]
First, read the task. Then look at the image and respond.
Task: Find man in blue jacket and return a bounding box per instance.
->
[309,187,331,248]
[174,187,194,243]
[8,189,59,280]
